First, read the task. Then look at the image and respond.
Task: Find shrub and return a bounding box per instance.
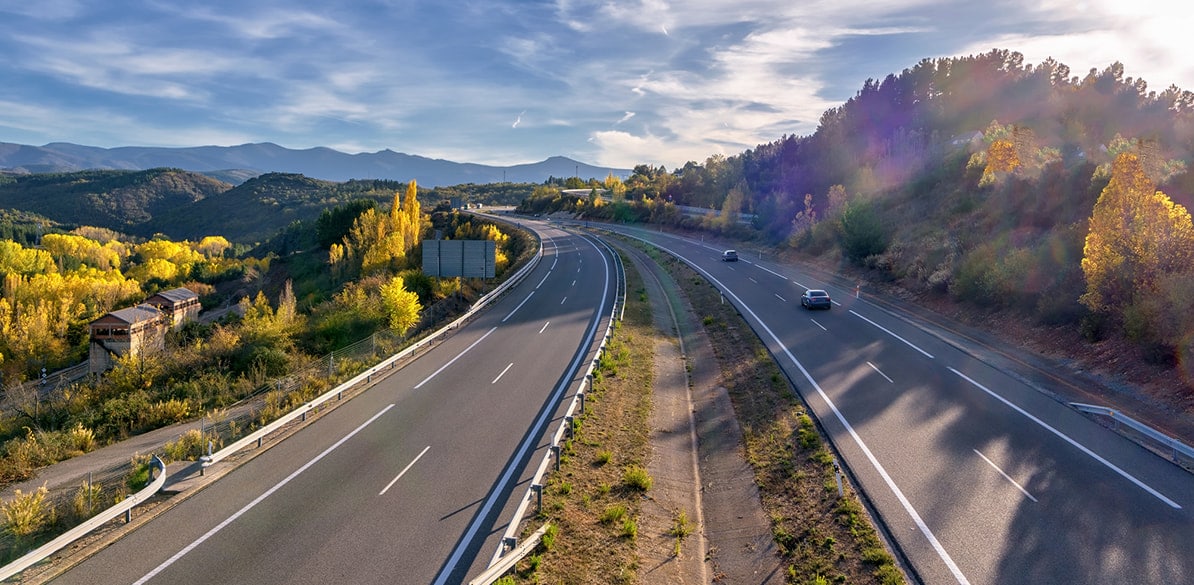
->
[622,465,652,491]
[668,510,692,539]
[838,200,890,263]
[66,423,97,455]
[2,484,49,538]
[599,504,627,524]
[620,517,638,539]
[72,479,104,520]
[126,454,153,491]
[164,428,208,462]
[541,523,558,551]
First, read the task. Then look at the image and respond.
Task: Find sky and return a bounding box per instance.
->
[1,0,1191,170]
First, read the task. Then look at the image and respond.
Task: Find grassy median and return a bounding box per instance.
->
[506,243,902,584]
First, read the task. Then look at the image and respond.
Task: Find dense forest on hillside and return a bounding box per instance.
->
[519,50,1194,383]
[0,170,536,244]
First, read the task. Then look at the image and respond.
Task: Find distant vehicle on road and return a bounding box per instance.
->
[722,249,738,262]
[801,289,831,310]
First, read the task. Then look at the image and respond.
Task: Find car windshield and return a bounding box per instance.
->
[809,290,828,297]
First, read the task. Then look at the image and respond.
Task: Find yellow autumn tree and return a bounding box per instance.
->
[340,183,423,276]
[379,276,421,334]
[1081,153,1194,315]
[981,140,1021,185]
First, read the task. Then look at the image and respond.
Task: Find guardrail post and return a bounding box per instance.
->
[565,416,574,440]
[578,391,586,414]
[532,483,543,514]
[551,445,560,471]
[502,536,517,555]
[833,459,844,498]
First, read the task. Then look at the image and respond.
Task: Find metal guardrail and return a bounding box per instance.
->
[202,238,545,469]
[476,230,625,583]
[0,231,544,580]
[468,523,551,585]
[0,456,166,581]
[1070,402,1194,466]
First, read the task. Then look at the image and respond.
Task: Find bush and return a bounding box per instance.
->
[164,428,208,462]
[838,200,890,263]
[541,523,558,551]
[2,484,49,538]
[72,479,104,521]
[599,504,627,524]
[620,517,638,539]
[622,465,652,491]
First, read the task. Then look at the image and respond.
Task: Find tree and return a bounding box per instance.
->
[838,199,890,262]
[380,277,421,335]
[1081,153,1194,314]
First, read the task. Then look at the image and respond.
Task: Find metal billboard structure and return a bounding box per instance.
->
[422,239,496,278]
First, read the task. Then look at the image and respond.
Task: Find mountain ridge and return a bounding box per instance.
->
[0,141,629,187]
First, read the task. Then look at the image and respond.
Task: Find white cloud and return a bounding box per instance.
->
[615,112,635,125]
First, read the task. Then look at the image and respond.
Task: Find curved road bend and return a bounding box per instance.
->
[48,221,617,585]
[594,224,1193,585]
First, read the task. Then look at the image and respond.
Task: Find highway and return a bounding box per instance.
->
[593,224,1194,585]
[47,222,617,585]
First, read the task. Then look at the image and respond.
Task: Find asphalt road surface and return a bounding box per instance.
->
[595,224,1193,585]
[48,222,616,585]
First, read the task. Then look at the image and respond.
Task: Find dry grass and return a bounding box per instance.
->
[665,254,903,585]
[510,253,654,584]
[509,244,902,584]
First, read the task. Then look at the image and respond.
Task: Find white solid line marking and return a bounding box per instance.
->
[949,368,1180,509]
[134,405,395,585]
[810,319,827,331]
[850,310,934,359]
[972,449,1037,503]
[749,277,758,283]
[535,273,550,289]
[539,321,550,333]
[433,234,612,585]
[502,291,535,323]
[774,293,787,302]
[380,445,431,496]
[630,240,971,584]
[867,361,894,384]
[492,362,514,384]
[414,327,497,389]
[831,299,842,306]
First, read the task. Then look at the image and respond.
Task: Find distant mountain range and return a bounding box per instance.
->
[0,141,629,186]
